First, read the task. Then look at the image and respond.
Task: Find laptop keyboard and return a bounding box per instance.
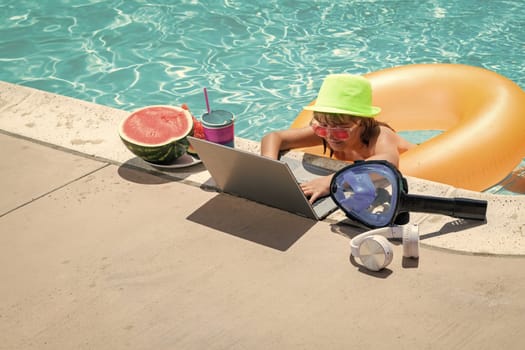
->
[281,157,338,216]
[311,194,331,207]
[283,157,334,183]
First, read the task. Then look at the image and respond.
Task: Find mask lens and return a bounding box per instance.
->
[330,162,400,228]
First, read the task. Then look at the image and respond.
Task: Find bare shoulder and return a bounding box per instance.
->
[377,125,416,151]
[376,125,400,143]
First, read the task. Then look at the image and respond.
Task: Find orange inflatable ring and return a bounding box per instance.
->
[291,63,525,191]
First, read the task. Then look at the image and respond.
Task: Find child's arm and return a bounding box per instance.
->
[366,128,401,167]
[260,127,321,159]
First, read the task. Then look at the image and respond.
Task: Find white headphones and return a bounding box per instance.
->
[350,224,419,271]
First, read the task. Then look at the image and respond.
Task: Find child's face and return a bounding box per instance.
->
[312,112,361,149]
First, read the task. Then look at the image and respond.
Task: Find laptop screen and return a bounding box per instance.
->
[187,137,337,220]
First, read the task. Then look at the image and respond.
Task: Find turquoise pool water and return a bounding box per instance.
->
[1,0,524,193]
[2,0,524,140]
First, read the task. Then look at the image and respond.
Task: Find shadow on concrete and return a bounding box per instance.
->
[420,218,487,240]
[187,193,316,251]
[117,157,206,185]
[117,164,173,185]
[402,256,420,269]
[349,254,394,278]
[332,216,487,242]
[328,221,368,239]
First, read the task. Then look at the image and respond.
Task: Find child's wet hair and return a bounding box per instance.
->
[313,112,360,126]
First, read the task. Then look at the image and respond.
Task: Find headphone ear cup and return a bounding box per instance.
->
[402,224,419,258]
[358,235,394,271]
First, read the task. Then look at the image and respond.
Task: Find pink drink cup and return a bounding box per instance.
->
[201,110,235,147]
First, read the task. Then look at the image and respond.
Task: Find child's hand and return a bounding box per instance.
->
[299,174,333,204]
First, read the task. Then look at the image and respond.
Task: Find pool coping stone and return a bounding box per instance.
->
[1,80,524,256]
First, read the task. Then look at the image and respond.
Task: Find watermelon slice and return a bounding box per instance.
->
[119,105,194,164]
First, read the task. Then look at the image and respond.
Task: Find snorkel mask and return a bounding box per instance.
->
[330,160,488,229]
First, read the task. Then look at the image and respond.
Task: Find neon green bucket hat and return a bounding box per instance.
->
[304,74,381,117]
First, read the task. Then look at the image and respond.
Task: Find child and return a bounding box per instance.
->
[261,74,416,204]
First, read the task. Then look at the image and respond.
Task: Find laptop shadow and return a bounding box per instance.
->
[186,193,316,251]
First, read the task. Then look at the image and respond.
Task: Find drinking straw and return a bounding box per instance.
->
[203,87,211,114]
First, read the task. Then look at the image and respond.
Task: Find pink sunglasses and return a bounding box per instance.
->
[310,120,356,140]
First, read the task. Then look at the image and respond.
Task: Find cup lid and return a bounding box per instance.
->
[201,110,234,127]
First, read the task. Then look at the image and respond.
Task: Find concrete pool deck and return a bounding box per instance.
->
[1,81,525,348]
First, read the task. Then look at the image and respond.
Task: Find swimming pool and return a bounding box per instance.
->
[2,0,524,140]
[1,0,525,193]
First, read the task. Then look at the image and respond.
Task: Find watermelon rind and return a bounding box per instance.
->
[118,105,194,164]
[186,145,199,158]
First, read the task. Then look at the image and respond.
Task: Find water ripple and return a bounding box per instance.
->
[1,0,524,140]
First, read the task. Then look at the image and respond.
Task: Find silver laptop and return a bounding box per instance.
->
[187,136,338,220]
